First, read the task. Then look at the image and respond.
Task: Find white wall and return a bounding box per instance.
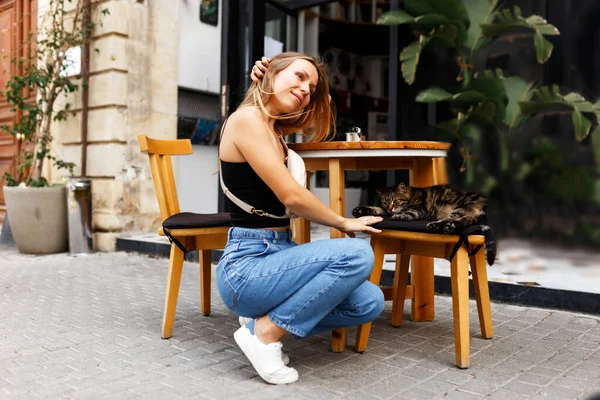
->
[178,0,222,93]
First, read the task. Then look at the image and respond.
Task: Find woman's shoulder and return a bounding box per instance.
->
[225,107,271,142]
[228,107,263,126]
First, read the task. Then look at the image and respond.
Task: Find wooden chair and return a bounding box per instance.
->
[355,229,493,368]
[138,134,230,339]
[354,158,493,369]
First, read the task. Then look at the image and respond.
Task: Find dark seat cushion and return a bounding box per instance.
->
[162,212,231,230]
[373,216,486,236]
[371,216,496,265]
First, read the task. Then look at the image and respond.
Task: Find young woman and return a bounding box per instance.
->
[217,52,384,385]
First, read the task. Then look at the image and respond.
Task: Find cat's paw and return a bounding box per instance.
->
[352,206,373,218]
[443,222,456,234]
[426,221,442,232]
[391,214,410,221]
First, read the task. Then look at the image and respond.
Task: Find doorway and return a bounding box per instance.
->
[0,0,38,223]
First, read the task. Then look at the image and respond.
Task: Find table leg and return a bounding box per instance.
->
[293,218,311,244]
[410,157,435,322]
[328,158,346,239]
[328,158,347,352]
[433,157,449,185]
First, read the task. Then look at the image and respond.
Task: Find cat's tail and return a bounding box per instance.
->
[479,216,497,266]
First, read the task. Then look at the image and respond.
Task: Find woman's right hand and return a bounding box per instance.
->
[251,57,270,82]
[339,216,383,238]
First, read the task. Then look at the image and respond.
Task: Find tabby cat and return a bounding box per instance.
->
[352,183,496,265]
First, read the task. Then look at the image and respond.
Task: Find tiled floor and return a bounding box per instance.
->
[2,245,599,399]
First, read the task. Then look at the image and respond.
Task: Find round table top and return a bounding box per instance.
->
[288,140,451,151]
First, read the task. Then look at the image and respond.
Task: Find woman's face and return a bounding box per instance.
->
[270,59,319,114]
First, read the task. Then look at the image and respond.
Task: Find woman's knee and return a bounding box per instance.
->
[358,282,385,321]
[343,239,375,279]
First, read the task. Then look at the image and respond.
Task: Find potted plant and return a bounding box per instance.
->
[379,0,600,244]
[1,0,105,254]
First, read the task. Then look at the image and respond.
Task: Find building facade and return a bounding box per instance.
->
[51,0,180,250]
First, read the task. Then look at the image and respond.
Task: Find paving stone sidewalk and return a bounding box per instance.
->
[1,245,600,400]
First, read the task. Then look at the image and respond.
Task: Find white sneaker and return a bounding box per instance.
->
[233,325,298,385]
[238,316,290,365]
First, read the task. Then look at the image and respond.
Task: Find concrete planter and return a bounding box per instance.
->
[3,185,68,254]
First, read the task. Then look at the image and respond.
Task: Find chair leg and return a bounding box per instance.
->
[470,249,493,339]
[391,254,410,327]
[450,247,470,368]
[355,237,386,353]
[410,255,435,322]
[331,329,347,353]
[200,250,212,316]
[162,243,185,339]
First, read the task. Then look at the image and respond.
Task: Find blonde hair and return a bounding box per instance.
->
[238,52,336,142]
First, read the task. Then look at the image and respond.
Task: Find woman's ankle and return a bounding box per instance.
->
[255,316,286,344]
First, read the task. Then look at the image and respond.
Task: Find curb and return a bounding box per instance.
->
[116,236,223,263]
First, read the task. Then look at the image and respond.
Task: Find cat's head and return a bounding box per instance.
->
[376,183,412,214]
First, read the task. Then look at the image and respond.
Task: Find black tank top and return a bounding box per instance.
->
[220,160,290,228]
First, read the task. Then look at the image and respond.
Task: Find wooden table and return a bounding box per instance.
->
[288,140,451,351]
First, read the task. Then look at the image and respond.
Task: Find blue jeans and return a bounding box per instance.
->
[216,227,385,338]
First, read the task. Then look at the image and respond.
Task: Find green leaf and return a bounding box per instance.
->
[400,24,459,86]
[400,36,431,85]
[572,108,592,142]
[378,9,415,25]
[469,101,497,126]
[415,87,487,104]
[463,0,498,52]
[467,70,508,121]
[403,0,470,43]
[378,10,450,28]
[413,14,449,26]
[2,172,19,187]
[429,24,459,48]
[564,93,595,113]
[480,6,560,64]
[593,100,600,123]
[415,87,453,102]
[533,32,554,64]
[519,87,596,141]
[403,0,467,21]
[526,15,559,35]
[502,76,533,130]
[453,91,488,103]
[28,177,49,188]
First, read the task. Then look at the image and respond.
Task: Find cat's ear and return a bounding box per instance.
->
[396,182,406,190]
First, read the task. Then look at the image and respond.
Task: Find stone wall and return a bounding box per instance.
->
[45,0,179,250]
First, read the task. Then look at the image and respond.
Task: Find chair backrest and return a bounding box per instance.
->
[138,134,193,221]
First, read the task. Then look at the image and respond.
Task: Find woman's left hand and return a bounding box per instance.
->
[339,216,383,238]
